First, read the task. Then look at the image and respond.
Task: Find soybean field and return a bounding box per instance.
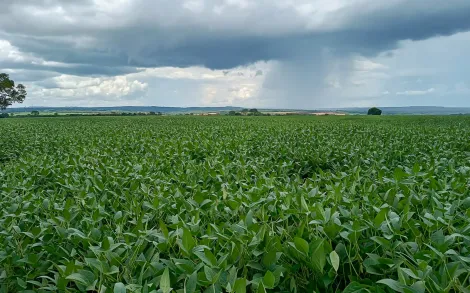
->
[1,115,470,293]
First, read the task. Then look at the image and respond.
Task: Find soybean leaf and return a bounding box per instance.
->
[330,251,340,272]
[263,271,275,289]
[160,268,171,293]
[113,282,126,293]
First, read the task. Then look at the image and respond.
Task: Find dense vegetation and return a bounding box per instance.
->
[1,115,470,293]
[0,73,27,110]
[367,108,382,116]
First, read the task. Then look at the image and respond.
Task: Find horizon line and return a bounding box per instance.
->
[8,105,470,109]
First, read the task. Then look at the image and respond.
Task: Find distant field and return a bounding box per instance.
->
[1,115,470,292]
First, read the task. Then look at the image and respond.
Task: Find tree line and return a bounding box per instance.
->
[227,108,270,116]
[1,111,164,118]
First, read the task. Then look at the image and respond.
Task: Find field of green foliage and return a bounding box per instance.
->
[1,115,470,293]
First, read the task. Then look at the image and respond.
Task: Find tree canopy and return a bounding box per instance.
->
[367,107,382,115]
[0,73,27,110]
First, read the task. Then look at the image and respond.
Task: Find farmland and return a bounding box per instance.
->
[1,115,470,292]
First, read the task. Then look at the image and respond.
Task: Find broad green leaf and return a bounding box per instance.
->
[194,249,216,267]
[182,228,195,253]
[114,211,123,221]
[377,279,405,293]
[408,281,425,293]
[160,220,169,239]
[16,278,27,289]
[262,250,277,268]
[399,268,420,280]
[263,271,275,289]
[311,239,326,273]
[329,251,340,272]
[204,266,218,283]
[185,271,197,293]
[113,282,126,293]
[257,282,266,293]
[228,266,237,287]
[204,249,217,266]
[431,230,445,247]
[66,270,96,287]
[245,210,253,227]
[102,237,113,250]
[342,282,369,293]
[160,268,171,293]
[374,209,387,228]
[233,278,246,293]
[300,196,309,212]
[293,237,309,255]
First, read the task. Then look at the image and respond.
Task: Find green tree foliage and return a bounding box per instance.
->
[228,111,243,116]
[31,110,40,116]
[247,108,263,116]
[368,107,382,115]
[0,73,27,110]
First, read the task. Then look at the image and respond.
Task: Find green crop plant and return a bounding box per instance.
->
[1,115,470,292]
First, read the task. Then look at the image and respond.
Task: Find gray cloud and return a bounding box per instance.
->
[0,59,138,76]
[0,69,57,82]
[2,0,470,72]
[1,0,470,108]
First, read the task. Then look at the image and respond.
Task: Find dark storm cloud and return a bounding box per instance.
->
[334,1,470,55]
[1,69,57,83]
[0,59,138,77]
[0,32,128,65]
[1,0,470,75]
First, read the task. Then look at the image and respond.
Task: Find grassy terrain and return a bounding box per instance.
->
[1,115,470,293]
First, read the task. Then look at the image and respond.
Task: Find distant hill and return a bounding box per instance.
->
[5,106,470,115]
[338,106,470,115]
[259,106,470,115]
[5,106,243,113]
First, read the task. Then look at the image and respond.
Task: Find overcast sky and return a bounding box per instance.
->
[1,0,470,109]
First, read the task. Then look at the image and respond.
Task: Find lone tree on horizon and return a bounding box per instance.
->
[367,107,382,115]
[0,73,27,110]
